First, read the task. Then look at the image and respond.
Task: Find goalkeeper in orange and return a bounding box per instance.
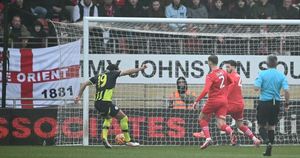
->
[75,64,147,148]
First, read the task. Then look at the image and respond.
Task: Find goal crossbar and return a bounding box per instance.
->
[84,17,300,25]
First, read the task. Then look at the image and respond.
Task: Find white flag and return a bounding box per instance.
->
[0,40,81,108]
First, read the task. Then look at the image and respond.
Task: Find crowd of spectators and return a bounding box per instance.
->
[0,0,300,48]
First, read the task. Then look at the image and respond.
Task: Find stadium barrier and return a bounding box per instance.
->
[57,104,300,146]
[1,101,299,145]
[0,108,57,145]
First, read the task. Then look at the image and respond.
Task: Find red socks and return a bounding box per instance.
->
[239,125,254,139]
[221,125,233,135]
[200,119,211,138]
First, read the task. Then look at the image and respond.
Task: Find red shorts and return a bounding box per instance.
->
[202,100,227,119]
[227,104,244,121]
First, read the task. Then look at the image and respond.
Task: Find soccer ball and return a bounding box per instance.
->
[115,133,125,145]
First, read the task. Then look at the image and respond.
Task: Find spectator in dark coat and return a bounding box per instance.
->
[246,0,260,18]
[278,0,298,19]
[120,0,147,17]
[0,2,4,27]
[187,0,208,18]
[209,0,230,18]
[8,0,34,28]
[148,0,165,17]
[139,0,151,11]
[230,0,249,19]
[256,0,277,19]
[98,0,121,17]
[28,21,47,48]
[48,0,70,22]
[9,15,31,48]
[114,0,126,8]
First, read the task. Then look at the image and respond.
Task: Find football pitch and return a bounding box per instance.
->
[1,146,299,158]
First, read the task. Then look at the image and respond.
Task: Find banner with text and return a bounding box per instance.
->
[56,105,300,145]
[0,40,81,108]
[0,109,57,145]
[1,105,299,145]
[83,54,300,85]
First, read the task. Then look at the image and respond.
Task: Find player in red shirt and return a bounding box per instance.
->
[192,55,236,149]
[193,60,261,147]
[225,60,261,146]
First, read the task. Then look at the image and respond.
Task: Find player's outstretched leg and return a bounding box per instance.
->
[193,131,206,138]
[116,110,140,147]
[236,121,261,147]
[193,117,211,139]
[217,117,237,145]
[199,113,213,149]
[102,118,112,149]
[240,125,261,147]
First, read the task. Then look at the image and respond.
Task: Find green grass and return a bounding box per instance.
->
[0,145,299,158]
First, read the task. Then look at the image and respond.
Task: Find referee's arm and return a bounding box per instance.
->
[282,76,290,110]
[254,73,262,92]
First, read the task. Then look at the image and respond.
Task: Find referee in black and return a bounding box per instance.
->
[254,54,290,156]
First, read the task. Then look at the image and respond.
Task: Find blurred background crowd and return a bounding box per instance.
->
[0,0,299,48]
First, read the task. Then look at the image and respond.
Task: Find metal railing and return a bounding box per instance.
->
[1,98,76,109]
[1,36,58,48]
[2,97,299,109]
[2,36,300,55]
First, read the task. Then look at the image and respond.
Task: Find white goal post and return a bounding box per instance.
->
[53,17,300,146]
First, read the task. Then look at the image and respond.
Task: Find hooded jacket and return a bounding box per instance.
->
[169,77,196,109]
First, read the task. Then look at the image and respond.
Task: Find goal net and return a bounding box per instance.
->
[52,18,300,146]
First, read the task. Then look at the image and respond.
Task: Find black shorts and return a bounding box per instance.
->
[94,101,120,117]
[256,100,280,126]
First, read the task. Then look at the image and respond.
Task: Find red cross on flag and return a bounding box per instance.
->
[0,40,81,108]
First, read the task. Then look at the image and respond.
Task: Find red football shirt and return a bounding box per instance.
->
[227,71,244,109]
[196,68,231,103]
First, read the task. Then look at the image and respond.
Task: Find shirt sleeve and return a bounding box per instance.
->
[203,7,208,18]
[195,75,213,102]
[187,8,191,18]
[282,75,289,90]
[254,72,263,88]
[112,70,121,79]
[226,73,233,86]
[89,76,97,85]
[227,81,235,94]
[93,6,98,17]
[165,6,171,18]
[183,6,187,18]
[227,74,235,93]
[73,5,80,22]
